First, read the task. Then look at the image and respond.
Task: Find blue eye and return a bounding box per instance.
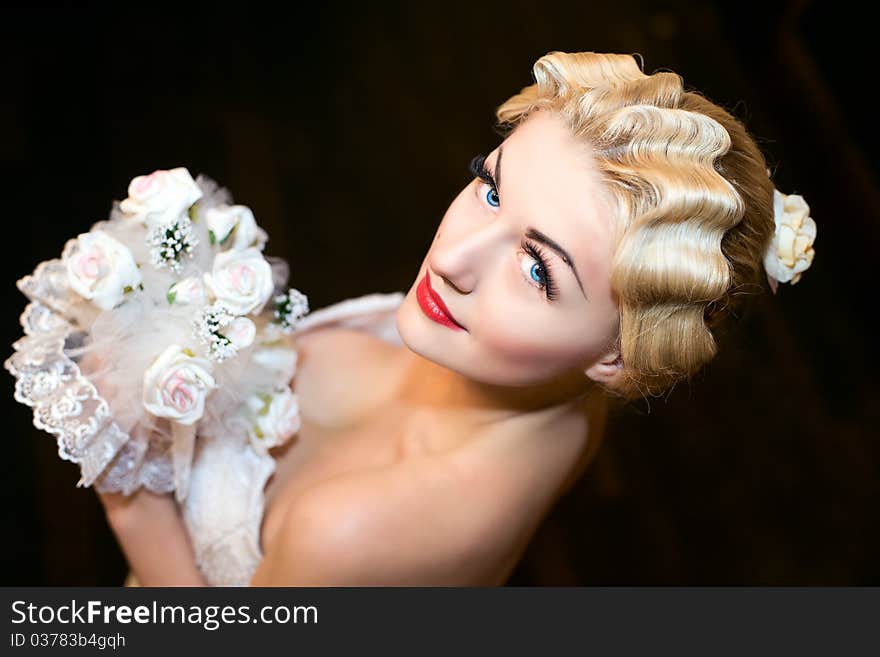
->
[519,249,547,287]
[519,240,559,301]
[485,186,500,207]
[529,261,544,284]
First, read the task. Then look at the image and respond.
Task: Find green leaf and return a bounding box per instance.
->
[188,205,198,222]
[123,285,133,294]
[167,288,177,304]
[256,392,273,416]
[209,230,216,245]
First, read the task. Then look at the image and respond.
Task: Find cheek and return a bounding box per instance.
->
[471,296,595,382]
[469,273,620,384]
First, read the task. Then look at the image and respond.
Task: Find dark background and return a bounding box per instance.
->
[1,1,876,585]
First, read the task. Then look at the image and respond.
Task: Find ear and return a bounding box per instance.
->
[584,347,623,385]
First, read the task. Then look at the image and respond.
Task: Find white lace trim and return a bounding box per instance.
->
[4,259,176,494]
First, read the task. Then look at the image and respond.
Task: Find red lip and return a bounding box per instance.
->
[416,271,466,331]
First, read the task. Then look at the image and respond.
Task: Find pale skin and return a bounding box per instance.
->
[97,110,625,586]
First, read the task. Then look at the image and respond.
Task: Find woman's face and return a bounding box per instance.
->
[396,110,622,387]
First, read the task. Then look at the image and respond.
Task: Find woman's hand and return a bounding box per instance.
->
[82,344,207,585]
[97,488,208,586]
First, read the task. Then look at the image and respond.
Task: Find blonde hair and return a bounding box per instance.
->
[497,51,775,401]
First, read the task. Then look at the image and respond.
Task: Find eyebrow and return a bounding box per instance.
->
[490,148,588,300]
[526,228,587,298]
[495,145,504,193]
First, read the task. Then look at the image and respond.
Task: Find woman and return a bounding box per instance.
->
[15,51,817,586]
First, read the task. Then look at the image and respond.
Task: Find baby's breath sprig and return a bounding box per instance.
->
[147,215,198,273]
[192,301,238,362]
[273,288,309,332]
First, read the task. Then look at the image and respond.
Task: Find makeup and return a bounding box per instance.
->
[416,271,465,331]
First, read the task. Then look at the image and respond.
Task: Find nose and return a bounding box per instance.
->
[428,220,506,295]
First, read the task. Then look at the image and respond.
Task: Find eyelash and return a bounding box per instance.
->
[522,240,558,301]
[468,154,496,191]
[468,154,558,302]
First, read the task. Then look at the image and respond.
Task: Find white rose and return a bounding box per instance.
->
[167,276,206,305]
[226,317,256,349]
[120,167,203,228]
[244,387,301,453]
[142,345,216,425]
[203,247,274,315]
[205,204,268,251]
[764,189,817,285]
[64,230,142,310]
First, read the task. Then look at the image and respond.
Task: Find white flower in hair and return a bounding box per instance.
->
[763,189,817,293]
[64,230,143,310]
[120,167,203,228]
[203,247,275,315]
[205,204,268,251]
[142,345,217,425]
[244,387,301,454]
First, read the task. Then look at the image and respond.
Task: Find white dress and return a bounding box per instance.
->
[180,291,405,586]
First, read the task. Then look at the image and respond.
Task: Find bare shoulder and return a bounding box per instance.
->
[250,449,525,586]
[292,325,405,427]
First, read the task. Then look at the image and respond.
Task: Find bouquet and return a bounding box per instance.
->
[5,168,309,502]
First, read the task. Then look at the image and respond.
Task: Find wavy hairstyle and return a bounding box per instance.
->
[496,51,775,401]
